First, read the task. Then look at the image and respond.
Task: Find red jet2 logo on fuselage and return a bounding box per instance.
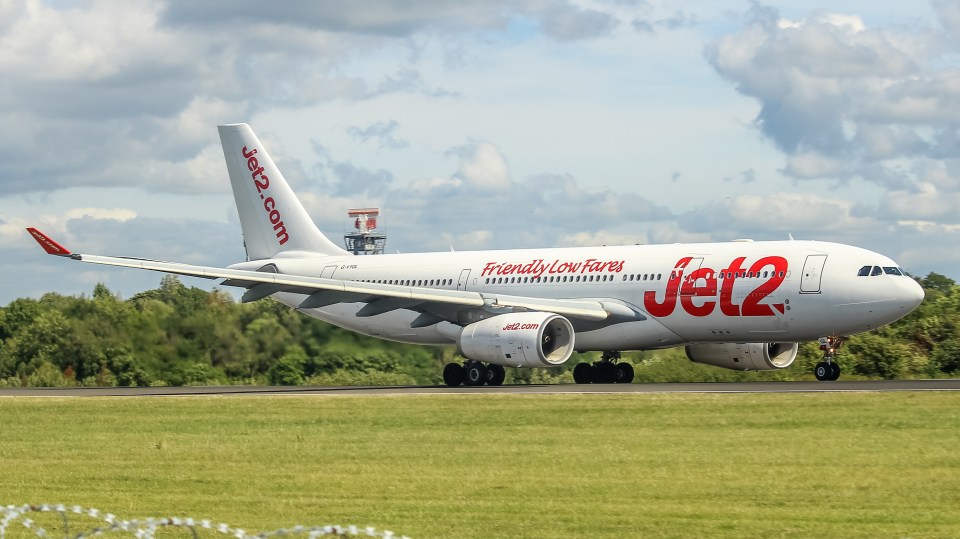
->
[643,256,789,318]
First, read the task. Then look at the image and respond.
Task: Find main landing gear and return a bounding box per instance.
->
[815,336,844,382]
[572,351,634,384]
[443,361,506,387]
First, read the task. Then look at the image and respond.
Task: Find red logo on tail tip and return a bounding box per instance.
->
[26,228,71,255]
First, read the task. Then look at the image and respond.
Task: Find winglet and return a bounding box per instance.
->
[26,228,72,256]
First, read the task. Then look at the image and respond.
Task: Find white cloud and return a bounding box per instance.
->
[896,220,960,233]
[782,152,850,179]
[297,145,674,254]
[6,1,960,304]
[451,142,512,191]
[445,230,494,250]
[679,193,878,238]
[706,3,960,188]
[160,0,620,39]
[64,208,137,221]
[881,182,960,222]
[0,207,136,249]
[558,230,646,247]
[0,1,166,81]
[539,2,618,40]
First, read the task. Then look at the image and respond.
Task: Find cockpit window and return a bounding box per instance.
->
[858,265,907,277]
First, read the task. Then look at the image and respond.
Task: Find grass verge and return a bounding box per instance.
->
[2,392,959,538]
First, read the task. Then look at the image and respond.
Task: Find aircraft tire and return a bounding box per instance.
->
[616,362,634,384]
[463,362,487,386]
[814,362,831,381]
[829,362,841,381]
[443,363,464,387]
[486,364,506,386]
[573,362,592,384]
[596,362,618,384]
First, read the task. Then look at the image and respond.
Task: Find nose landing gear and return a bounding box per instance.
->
[815,336,844,381]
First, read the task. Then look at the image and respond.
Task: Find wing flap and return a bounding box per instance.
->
[483,294,611,321]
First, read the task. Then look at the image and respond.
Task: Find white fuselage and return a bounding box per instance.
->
[232,239,924,351]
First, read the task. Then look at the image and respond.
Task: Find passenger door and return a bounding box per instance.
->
[800,255,827,294]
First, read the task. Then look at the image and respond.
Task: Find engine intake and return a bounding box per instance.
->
[685,342,798,371]
[458,312,575,368]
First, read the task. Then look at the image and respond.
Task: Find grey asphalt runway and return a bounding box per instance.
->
[1,379,958,397]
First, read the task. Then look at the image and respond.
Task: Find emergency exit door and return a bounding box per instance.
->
[800,255,827,293]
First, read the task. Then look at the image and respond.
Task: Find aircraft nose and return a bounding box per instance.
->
[901,278,925,311]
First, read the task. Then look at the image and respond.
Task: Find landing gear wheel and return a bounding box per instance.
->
[616,362,634,384]
[486,364,506,386]
[596,362,618,384]
[816,335,845,382]
[443,363,464,387]
[463,362,487,386]
[814,362,832,382]
[828,362,841,381]
[573,362,593,384]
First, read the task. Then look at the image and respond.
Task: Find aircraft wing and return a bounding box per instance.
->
[26,228,614,322]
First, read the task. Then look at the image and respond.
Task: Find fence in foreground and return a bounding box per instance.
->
[2,505,408,539]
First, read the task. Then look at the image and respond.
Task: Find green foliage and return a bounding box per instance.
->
[0,278,453,387]
[1,273,959,387]
[506,365,573,384]
[25,361,72,387]
[919,272,955,296]
[268,345,308,385]
[304,369,418,386]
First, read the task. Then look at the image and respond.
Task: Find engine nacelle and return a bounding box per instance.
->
[457,312,576,368]
[685,342,798,371]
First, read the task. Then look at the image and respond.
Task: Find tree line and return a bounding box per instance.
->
[1,273,958,387]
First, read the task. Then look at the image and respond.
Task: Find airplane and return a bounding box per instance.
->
[27,123,925,386]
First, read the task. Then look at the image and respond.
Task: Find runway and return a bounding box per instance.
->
[1,379,959,397]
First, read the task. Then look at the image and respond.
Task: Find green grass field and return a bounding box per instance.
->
[2,392,959,538]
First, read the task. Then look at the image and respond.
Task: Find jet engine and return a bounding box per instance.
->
[457,312,575,368]
[685,342,798,371]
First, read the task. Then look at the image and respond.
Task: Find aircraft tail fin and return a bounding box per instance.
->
[218,123,348,260]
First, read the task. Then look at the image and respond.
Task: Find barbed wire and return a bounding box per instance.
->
[1,505,409,539]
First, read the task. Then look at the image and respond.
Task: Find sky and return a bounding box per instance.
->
[3,0,960,304]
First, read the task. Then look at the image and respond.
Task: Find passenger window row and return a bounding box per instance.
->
[357,278,454,287]
[623,273,663,282]
[669,270,787,280]
[349,267,796,289]
[484,274,620,285]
